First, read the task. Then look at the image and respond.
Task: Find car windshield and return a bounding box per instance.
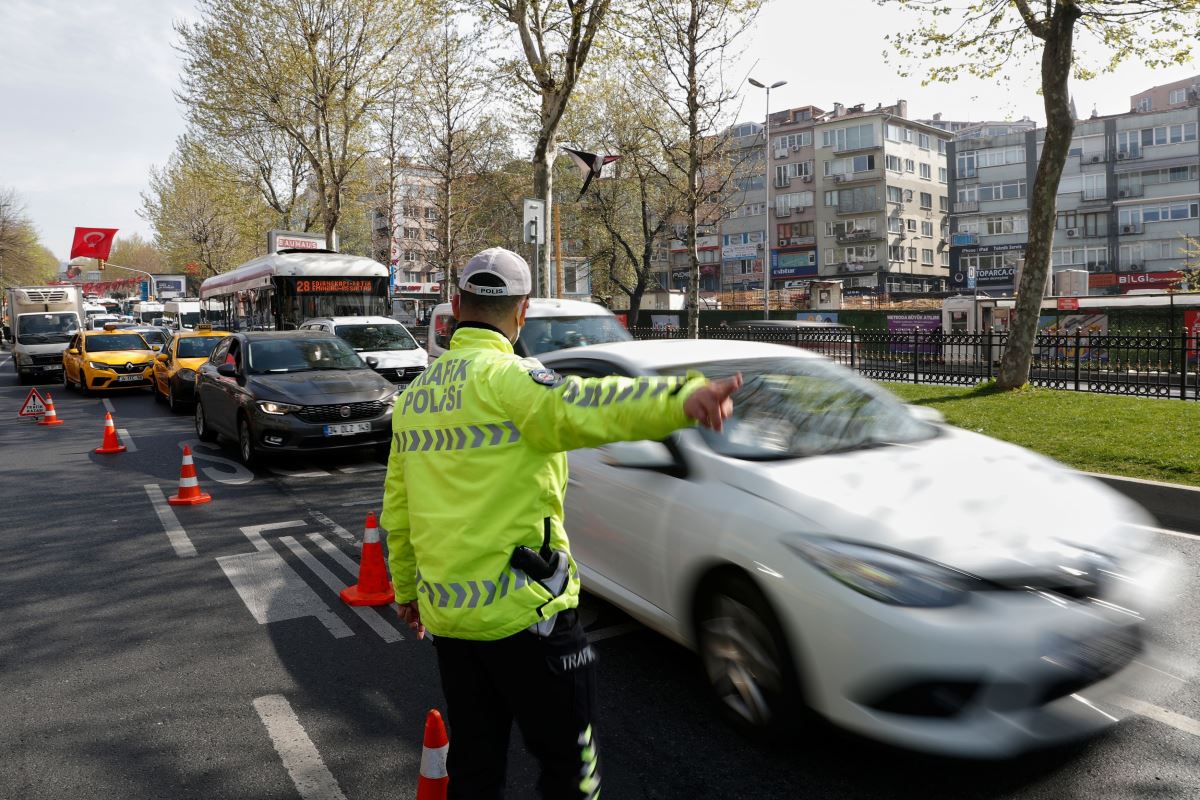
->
[517,315,631,355]
[88,334,151,352]
[334,323,418,351]
[247,337,365,373]
[136,329,167,346]
[665,357,936,460]
[177,337,221,359]
[16,313,78,344]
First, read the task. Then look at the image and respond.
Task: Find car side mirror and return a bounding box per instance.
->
[68,348,80,356]
[908,405,945,425]
[217,362,238,378]
[156,353,169,362]
[599,440,678,471]
[364,355,379,369]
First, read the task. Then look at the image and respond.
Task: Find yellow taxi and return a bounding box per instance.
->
[62,324,157,395]
[151,325,230,412]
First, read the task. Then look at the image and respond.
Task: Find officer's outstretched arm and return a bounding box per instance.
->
[380,441,418,603]
[497,365,707,452]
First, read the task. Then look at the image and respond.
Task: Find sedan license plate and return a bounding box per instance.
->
[116,374,143,383]
[323,422,372,436]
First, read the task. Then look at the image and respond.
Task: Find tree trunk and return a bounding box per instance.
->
[532,134,555,299]
[996,6,1081,389]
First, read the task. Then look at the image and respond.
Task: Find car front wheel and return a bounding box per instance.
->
[696,573,802,736]
[237,415,258,467]
[167,382,182,413]
[195,399,218,442]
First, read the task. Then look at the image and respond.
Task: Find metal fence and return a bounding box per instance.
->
[630,326,1200,400]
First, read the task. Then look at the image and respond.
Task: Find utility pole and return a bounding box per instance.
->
[748,78,787,321]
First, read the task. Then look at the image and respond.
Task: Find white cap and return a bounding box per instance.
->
[458,247,532,296]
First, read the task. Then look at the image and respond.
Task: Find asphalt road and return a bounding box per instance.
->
[1,345,1198,800]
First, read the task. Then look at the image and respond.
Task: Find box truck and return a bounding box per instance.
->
[5,285,83,384]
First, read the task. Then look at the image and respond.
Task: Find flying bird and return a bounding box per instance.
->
[561,147,620,199]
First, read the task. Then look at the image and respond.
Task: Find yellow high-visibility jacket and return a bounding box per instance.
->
[380,323,706,640]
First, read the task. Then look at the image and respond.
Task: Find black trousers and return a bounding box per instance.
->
[434,610,600,800]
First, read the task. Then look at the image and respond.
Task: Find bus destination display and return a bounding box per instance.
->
[294,279,374,294]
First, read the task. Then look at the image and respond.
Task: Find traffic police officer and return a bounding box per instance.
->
[381,247,740,800]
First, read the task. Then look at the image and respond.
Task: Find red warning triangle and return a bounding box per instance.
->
[18,388,47,417]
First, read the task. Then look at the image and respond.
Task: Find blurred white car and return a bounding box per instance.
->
[541,340,1179,757]
[300,316,427,387]
[426,298,631,361]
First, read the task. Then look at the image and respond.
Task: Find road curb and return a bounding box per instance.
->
[1081,471,1200,535]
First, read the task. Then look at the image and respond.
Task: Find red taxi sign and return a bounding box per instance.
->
[1056,297,1079,311]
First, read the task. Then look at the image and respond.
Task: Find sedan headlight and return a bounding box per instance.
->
[88,361,114,371]
[257,400,302,415]
[383,387,401,406]
[785,537,983,608]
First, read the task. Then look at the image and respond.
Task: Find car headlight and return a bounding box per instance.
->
[784,537,983,608]
[383,387,401,406]
[15,352,30,365]
[257,400,302,415]
[177,368,196,380]
[88,361,114,371]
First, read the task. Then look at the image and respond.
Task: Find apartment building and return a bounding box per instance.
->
[946,122,1037,295]
[718,120,768,291]
[813,101,952,293]
[947,106,1200,297]
[767,106,822,288]
[369,162,441,284]
[1130,75,1200,114]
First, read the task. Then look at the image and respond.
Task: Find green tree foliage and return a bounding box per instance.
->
[176,0,434,243]
[883,0,1200,388]
[0,188,59,287]
[107,233,168,276]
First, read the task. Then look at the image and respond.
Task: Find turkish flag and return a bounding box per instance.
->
[70,227,119,260]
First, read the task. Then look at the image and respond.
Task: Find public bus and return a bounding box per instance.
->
[199,250,389,331]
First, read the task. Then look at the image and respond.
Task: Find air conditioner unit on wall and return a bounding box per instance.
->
[778,239,788,246]
[1118,189,1128,197]
[801,175,813,183]
[833,175,844,183]
[1130,263,1146,272]
[1090,155,1101,163]
[1121,224,1137,234]
[1065,228,1078,237]
[1117,151,1129,160]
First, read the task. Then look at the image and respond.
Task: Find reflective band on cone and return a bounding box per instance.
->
[339,513,394,606]
[168,445,212,506]
[416,709,449,800]
[38,394,64,426]
[94,412,126,454]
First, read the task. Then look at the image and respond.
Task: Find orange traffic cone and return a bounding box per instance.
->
[168,445,212,506]
[416,709,449,800]
[37,394,64,426]
[94,412,126,454]
[339,513,395,606]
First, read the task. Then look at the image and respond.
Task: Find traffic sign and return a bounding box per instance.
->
[18,389,47,417]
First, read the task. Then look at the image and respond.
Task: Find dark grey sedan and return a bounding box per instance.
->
[193,331,398,466]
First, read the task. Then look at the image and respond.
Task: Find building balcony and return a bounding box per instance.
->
[950,232,978,246]
[1117,223,1144,235]
[1114,149,1142,162]
[1079,152,1107,166]
[953,200,980,214]
[776,235,816,248]
[1116,186,1145,199]
[835,229,884,244]
[829,261,879,275]
[832,142,881,155]
[835,202,884,215]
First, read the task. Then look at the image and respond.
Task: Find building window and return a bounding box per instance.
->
[939,196,949,212]
[906,218,917,232]
[887,217,903,234]
[904,158,915,173]
[938,167,947,183]
[822,123,875,151]
[402,227,420,239]
[425,208,439,221]
[425,230,438,241]
[907,246,917,261]
[889,245,904,261]
[921,249,934,265]
[885,154,902,172]
[918,133,931,150]
[886,185,903,204]
[1169,88,1187,105]
[824,155,875,176]
[919,163,932,180]
[1136,97,1152,112]
[984,214,1028,236]
[885,124,904,142]
[919,191,933,209]
[921,220,934,237]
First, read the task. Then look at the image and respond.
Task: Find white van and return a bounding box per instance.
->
[427,298,632,361]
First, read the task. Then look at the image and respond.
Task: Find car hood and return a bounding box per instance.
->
[249,370,392,404]
[357,348,428,368]
[716,426,1155,579]
[175,357,208,372]
[88,350,156,363]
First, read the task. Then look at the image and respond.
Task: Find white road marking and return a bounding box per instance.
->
[281,535,402,643]
[0,356,10,368]
[253,694,349,800]
[336,462,387,474]
[1112,695,1200,738]
[117,428,137,452]
[311,510,355,542]
[1132,523,1198,541]
[340,497,380,507]
[102,398,114,413]
[143,484,197,558]
[308,533,371,576]
[217,521,352,639]
[270,464,331,479]
[181,440,254,485]
[586,622,642,644]
[1133,659,1190,685]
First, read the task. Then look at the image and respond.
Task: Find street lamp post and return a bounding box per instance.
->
[749,78,787,321]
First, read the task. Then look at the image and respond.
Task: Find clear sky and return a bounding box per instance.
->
[1,0,1196,262]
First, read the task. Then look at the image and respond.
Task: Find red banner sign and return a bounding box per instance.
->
[1187,310,1200,359]
[1057,297,1079,311]
[69,227,119,261]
